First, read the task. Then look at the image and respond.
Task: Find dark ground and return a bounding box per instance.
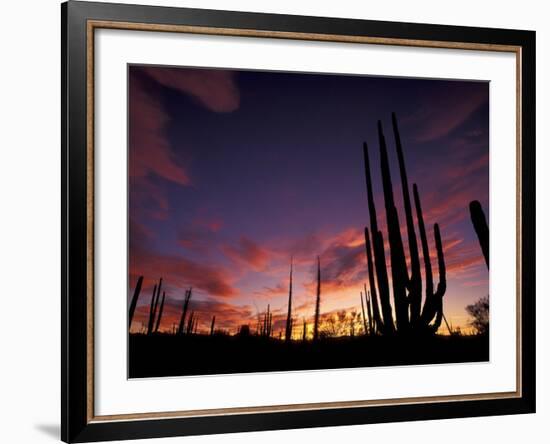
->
[128,333,489,378]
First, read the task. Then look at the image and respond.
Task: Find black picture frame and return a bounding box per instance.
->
[62,1,536,442]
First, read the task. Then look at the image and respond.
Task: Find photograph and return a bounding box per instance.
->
[127,65,490,378]
[57,1,536,441]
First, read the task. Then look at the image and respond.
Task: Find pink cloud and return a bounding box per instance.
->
[141,66,240,113]
[222,237,270,271]
[130,246,238,298]
[129,75,191,186]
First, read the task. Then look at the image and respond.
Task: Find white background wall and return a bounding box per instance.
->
[0,0,546,443]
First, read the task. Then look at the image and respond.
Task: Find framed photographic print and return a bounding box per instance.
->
[61,1,536,442]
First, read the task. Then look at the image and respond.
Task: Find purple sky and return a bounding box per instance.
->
[128,65,489,336]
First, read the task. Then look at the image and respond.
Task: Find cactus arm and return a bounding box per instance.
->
[146,283,157,335]
[364,229,386,333]
[367,290,374,334]
[392,112,422,323]
[186,311,194,334]
[430,223,447,332]
[285,258,293,342]
[433,223,447,299]
[178,291,187,335]
[153,278,163,318]
[469,200,489,268]
[148,278,162,334]
[363,142,394,333]
[128,275,143,329]
[177,288,192,335]
[313,257,322,340]
[414,184,447,328]
[154,291,166,333]
[210,315,216,335]
[377,121,409,331]
[413,184,435,323]
[360,291,368,335]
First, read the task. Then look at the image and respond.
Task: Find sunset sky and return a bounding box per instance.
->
[128,65,489,337]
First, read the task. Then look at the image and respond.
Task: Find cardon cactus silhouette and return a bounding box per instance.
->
[362,114,447,335]
[285,258,293,342]
[154,291,166,333]
[177,288,192,335]
[302,318,307,341]
[367,290,374,334]
[262,304,273,337]
[469,200,489,268]
[146,283,157,334]
[360,291,369,335]
[186,311,195,335]
[147,279,162,335]
[128,275,143,329]
[313,257,322,341]
[210,315,216,336]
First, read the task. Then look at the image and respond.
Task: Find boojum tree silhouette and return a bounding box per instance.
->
[363,113,447,335]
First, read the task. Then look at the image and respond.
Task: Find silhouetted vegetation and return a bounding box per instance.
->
[177,288,192,335]
[128,114,489,378]
[154,291,165,333]
[128,275,143,329]
[210,315,216,336]
[129,333,488,378]
[470,200,489,268]
[362,114,446,335]
[313,257,321,341]
[285,258,293,342]
[466,296,490,335]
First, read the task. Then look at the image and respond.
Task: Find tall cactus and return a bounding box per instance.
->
[313,257,322,341]
[146,282,158,335]
[363,143,395,334]
[302,318,307,341]
[154,291,166,333]
[186,311,195,335]
[469,200,489,268]
[414,185,447,331]
[360,291,369,335]
[262,304,273,337]
[377,121,409,331]
[177,287,192,335]
[210,315,216,335]
[285,258,293,342]
[367,290,374,334]
[392,114,422,325]
[362,114,447,335]
[128,275,143,329]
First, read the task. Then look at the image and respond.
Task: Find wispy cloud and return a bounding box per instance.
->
[129,73,191,186]
[130,246,238,298]
[222,237,270,271]
[403,82,488,142]
[140,66,240,113]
